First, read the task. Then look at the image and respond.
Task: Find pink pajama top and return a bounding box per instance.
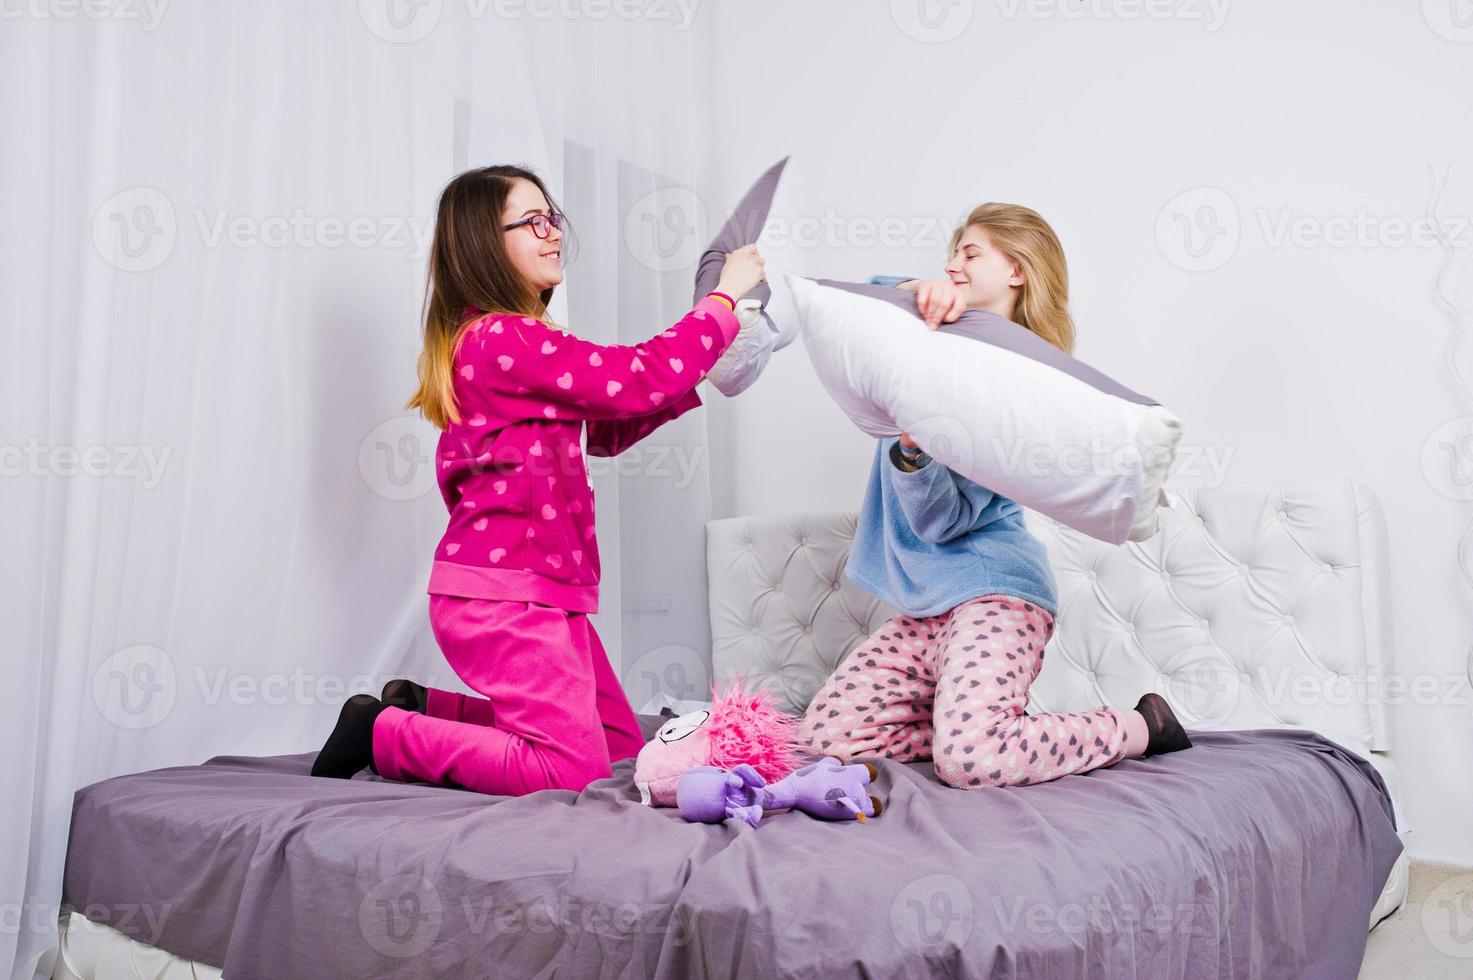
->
[427,295,741,614]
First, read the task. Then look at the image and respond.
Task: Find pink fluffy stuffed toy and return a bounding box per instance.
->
[634,677,808,807]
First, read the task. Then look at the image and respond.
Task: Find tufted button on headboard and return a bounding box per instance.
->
[706,478,1393,754]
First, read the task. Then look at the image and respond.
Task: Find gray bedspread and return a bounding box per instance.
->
[61,724,1401,979]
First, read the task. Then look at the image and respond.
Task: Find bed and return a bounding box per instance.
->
[56,478,1407,979]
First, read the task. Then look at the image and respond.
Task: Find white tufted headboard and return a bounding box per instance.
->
[706,478,1394,756]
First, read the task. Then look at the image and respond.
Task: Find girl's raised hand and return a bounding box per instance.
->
[912,279,967,330]
[715,244,766,301]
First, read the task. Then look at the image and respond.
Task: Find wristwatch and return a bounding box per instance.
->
[890,439,929,472]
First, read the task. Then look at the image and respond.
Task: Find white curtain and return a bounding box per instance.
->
[1,4,722,977]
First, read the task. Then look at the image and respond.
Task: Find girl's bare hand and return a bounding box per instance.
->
[912,279,967,329]
[715,244,766,300]
[899,432,919,450]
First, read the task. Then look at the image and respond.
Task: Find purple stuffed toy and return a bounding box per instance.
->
[633,678,806,808]
[676,757,885,827]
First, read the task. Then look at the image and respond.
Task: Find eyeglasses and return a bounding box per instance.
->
[502,212,565,240]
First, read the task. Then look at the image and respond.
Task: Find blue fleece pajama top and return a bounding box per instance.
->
[843,433,1059,621]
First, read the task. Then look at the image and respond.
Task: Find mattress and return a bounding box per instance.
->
[60,723,1402,979]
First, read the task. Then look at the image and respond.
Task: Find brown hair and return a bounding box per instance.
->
[950,203,1076,354]
[406,165,574,429]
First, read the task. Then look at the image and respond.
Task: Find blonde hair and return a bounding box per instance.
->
[406,165,570,429]
[950,203,1075,355]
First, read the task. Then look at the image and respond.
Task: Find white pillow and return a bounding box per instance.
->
[704,299,777,396]
[787,275,1182,545]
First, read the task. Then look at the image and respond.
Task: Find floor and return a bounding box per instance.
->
[1359,861,1473,978]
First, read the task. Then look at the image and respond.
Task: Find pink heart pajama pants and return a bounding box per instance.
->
[801,594,1150,788]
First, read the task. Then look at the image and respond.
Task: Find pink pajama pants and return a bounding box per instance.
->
[371,596,647,796]
[801,594,1149,789]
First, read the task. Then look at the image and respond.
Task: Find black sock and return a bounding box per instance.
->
[311,694,388,778]
[381,678,428,714]
[1134,692,1192,756]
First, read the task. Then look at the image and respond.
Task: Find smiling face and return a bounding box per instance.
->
[943,224,1023,320]
[501,177,565,294]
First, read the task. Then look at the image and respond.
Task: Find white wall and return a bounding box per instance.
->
[703,0,1473,864]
